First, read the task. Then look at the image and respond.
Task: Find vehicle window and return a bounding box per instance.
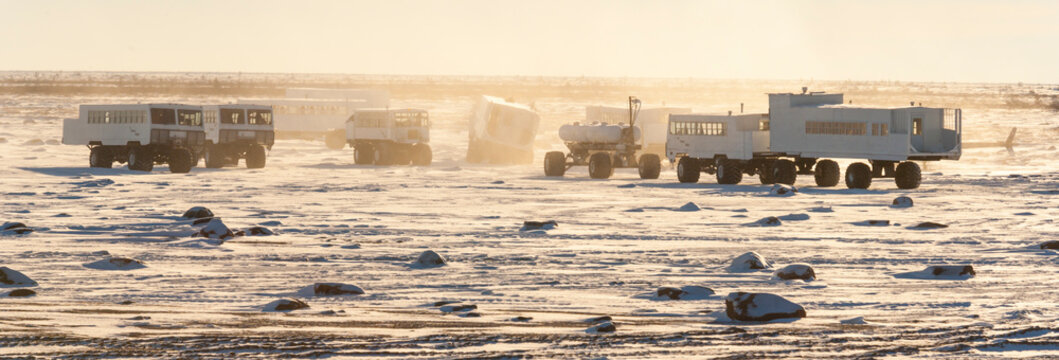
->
[248,109,272,125]
[151,108,176,125]
[177,110,202,126]
[221,109,244,124]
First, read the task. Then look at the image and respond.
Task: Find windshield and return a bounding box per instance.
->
[248,109,272,125]
[394,111,428,127]
[177,110,202,126]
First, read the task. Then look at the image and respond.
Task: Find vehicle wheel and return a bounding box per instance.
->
[638,154,661,179]
[373,143,392,165]
[246,144,267,169]
[845,162,872,189]
[324,131,345,150]
[354,144,374,165]
[411,143,432,166]
[89,147,112,168]
[756,160,775,184]
[588,152,613,179]
[168,148,193,173]
[204,145,225,168]
[814,159,840,187]
[894,161,922,189]
[676,157,701,183]
[716,159,743,184]
[128,147,154,172]
[772,159,797,185]
[544,151,566,177]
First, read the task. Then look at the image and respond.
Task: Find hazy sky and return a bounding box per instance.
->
[1,0,1056,83]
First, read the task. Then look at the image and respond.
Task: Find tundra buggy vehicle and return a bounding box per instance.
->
[238,88,389,149]
[345,108,431,166]
[666,90,961,189]
[466,96,541,164]
[62,104,205,173]
[202,104,275,169]
[544,96,662,179]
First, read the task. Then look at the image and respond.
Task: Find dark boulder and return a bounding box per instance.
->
[1,222,33,235]
[913,222,948,229]
[0,267,37,287]
[313,283,364,296]
[521,220,558,231]
[774,264,816,281]
[656,285,715,300]
[182,207,214,219]
[265,299,309,312]
[892,196,914,208]
[413,250,446,267]
[8,289,36,297]
[1039,241,1059,250]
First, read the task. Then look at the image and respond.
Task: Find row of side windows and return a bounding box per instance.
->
[805,121,867,136]
[274,104,346,115]
[87,110,147,124]
[669,121,726,136]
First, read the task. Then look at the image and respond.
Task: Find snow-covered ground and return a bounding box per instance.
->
[1,90,1059,358]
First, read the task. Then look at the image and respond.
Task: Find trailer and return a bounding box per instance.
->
[466,96,541,164]
[666,90,962,189]
[586,105,691,158]
[544,97,662,179]
[665,113,776,184]
[346,108,431,166]
[202,104,275,169]
[238,88,389,149]
[62,104,205,173]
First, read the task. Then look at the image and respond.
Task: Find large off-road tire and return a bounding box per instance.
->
[676,157,701,183]
[89,147,112,168]
[894,161,922,189]
[772,159,797,185]
[638,154,661,180]
[246,144,267,169]
[588,152,613,179]
[544,151,566,177]
[168,148,193,174]
[324,131,345,150]
[757,160,775,184]
[813,159,840,187]
[354,144,374,165]
[373,143,393,166]
[204,145,225,168]
[716,159,743,185]
[845,162,872,189]
[411,143,432,166]
[128,147,154,172]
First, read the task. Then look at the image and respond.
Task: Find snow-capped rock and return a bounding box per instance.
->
[769,184,797,196]
[748,216,782,227]
[675,202,701,212]
[774,264,816,281]
[182,206,214,219]
[1,222,33,235]
[727,252,772,272]
[587,321,616,333]
[894,265,975,280]
[245,226,274,236]
[196,218,235,240]
[725,292,806,322]
[263,299,310,312]
[891,196,914,208]
[0,267,37,287]
[83,257,146,271]
[413,250,446,268]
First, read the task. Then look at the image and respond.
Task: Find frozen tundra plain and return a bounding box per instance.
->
[1,92,1059,358]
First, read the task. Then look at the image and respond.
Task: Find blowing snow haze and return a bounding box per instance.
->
[2,0,1059,358]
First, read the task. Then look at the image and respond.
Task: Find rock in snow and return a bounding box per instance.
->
[413,250,447,267]
[748,216,782,227]
[656,285,715,300]
[182,206,214,219]
[311,283,364,296]
[0,267,37,287]
[1,222,33,235]
[245,226,274,236]
[587,321,617,333]
[1040,241,1059,250]
[894,265,976,280]
[8,289,36,297]
[891,196,914,208]
[774,264,816,281]
[520,220,557,231]
[197,218,235,240]
[725,292,807,322]
[675,202,701,212]
[83,257,146,270]
[264,299,310,312]
[769,184,797,196]
[912,222,948,229]
[440,304,477,313]
[727,252,772,272]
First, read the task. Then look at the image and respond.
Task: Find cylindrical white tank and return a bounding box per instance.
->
[559,123,641,143]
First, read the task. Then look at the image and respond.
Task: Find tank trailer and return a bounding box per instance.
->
[544,96,662,179]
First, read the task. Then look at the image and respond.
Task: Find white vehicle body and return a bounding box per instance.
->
[237,88,389,134]
[768,92,961,161]
[63,104,205,147]
[345,108,432,166]
[345,108,430,145]
[62,104,204,173]
[587,105,691,156]
[203,104,275,147]
[466,96,541,164]
[665,113,770,161]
